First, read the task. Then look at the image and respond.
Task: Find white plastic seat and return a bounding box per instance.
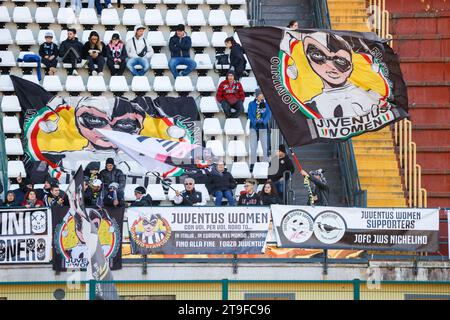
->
[18,52,39,67]
[147,31,167,46]
[37,30,58,45]
[187,9,206,27]
[1,96,21,112]
[191,31,210,48]
[203,118,222,135]
[34,0,52,3]
[185,0,204,4]
[243,96,254,113]
[240,77,258,93]
[125,31,135,42]
[5,138,24,156]
[253,162,269,179]
[131,76,151,92]
[101,8,120,25]
[199,96,220,113]
[124,184,140,201]
[196,76,215,92]
[0,29,12,45]
[143,0,161,4]
[0,7,11,24]
[206,0,225,4]
[57,8,76,24]
[103,31,122,44]
[194,54,213,69]
[227,140,248,157]
[0,51,16,67]
[144,9,164,26]
[87,76,107,92]
[16,29,36,46]
[150,53,169,69]
[121,0,139,4]
[35,7,55,24]
[8,161,26,178]
[122,9,141,26]
[231,162,251,179]
[165,9,185,26]
[224,118,244,135]
[196,184,210,203]
[109,76,129,92]
[3,116,21,134]
[163,0,182,4]
[227,0,246,4]
[211,31,228,47]
[174,76,194,92]
[0,75,14,91]
[245,118,250,136]
[13,7,33,24]
[244,54,251,70]
[206,140,225,157]
[79,8,99,25]
[208,10,227,27]
[153,76,173,92]
[43,75,63,92]
[146,184,167,201]
[65,76,86,92]
[234,183,245,198]
[22,74,39,84]
[229,9,249,26]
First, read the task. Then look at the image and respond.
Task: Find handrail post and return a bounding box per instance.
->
[353,279,361,300]
[222,279,229,300]
[89,279,96,300]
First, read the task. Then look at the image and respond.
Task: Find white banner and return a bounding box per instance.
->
[126,206,271,255]
[0,207,52,263]
[271,205,440,251]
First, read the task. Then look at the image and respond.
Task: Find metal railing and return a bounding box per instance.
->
[368,0,427,208]
[313,0,332,29]
[0,279,449,300]
[247,0,264,26]
[0,111,7,200]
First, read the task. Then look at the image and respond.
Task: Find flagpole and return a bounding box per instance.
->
[289,147,303,171]
[148,172,194,205]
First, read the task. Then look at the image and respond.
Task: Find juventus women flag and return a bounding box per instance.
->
[237,27,408,146]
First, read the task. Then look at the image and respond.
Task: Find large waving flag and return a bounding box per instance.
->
[237,27,408,146]
[97,129,216,177]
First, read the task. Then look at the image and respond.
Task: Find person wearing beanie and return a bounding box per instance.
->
[268,144,295,197]
[100,158,126,192]
[168,24,197,78]
[126,25,154,76]
[59,28,83,76]
[103,182,124,208]
[224,36,247,80]
[84,178,105,207]
[36,177,59,200]
[130,186,153,207]
[82,31,107,76]
[106,33,127,76]
[248,87,271,169]
[39,31,59,75]
[216,70,246,118]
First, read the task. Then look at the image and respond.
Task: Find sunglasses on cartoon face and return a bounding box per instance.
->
[78,112,142,134]
[306,44,352,73]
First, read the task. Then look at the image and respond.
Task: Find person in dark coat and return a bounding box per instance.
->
[207,161,236,206]
[3,191,19,207]
[99,158,126,192]
[82,31,107,76]
[268,144,295,197]
[36,177,59,201]
[39,31,59,75]
[14,176,34,205]
[168,24,196,78]
[84,179,104,207]
[106,33,127,76]
[59,28,83,75]
[259,181,281,205]
[224,36,247,80]
[301,169,329,206]
[130,186,153,207]
[103,182,124,208]
[173,178,205,206]
[44,185,68,207]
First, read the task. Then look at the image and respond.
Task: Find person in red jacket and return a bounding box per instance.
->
[21,190,45,208]
[216,70,245,118]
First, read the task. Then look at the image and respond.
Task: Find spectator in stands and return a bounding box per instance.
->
[103,182,124,208]
[224,36,247,80]
[44,185,67,207]
[126,25,154,76]
[248,88,271,170]
[39,32,59,76]
[59,28,83,76]
[207,161,237,206]
[82,31,107,76]
[21,190,45,208]
[238,179,260,206]
[36,177,59,200]
[301,169,329,206]
[94,0,112,15]
[84,161,101,185]
[3,191,19,207]
[268,144,295,197]
[15,175,33,204]
[168,24,197,79]
[84,179,104,207]
[130,186,153,207]
[174,178,205,206]
[99,158,126,192]
[287,20,299,29]
[216,70,245,118]
[106,33,127,76]
[259,181,281,205]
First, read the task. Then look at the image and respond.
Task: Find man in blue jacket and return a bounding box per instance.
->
[248,88,272,169]
[168,24,197,78]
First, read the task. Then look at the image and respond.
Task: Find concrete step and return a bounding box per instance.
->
[353,146,396,154]
[331,16,369,23]
[330,22,370,31]
[363,184,404,193]
[407,85,449,104]
[367,198,407,207]
[358,168,401,177]
[400,61,450,82]
[412,128,450,147]
[360,176,402,185]
[391,13,450,37]
[409,107,450,126]
[355,154,398,162]
[393,36,450,59]
[352,139,394,147]
[356,160,399,170]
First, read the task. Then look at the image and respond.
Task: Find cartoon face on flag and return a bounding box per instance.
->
[237,27,408,146]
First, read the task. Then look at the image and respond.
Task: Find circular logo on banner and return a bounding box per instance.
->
[130,214,172,249]
[281,210,314,243]
[313,211,347,244]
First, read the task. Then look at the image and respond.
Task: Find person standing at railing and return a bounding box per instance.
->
[301,169,329,206]
[268,144,295,198]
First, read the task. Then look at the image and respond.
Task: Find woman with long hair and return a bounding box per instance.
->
[21,190,45,208]
[259,181,281,205]
[82,31,107,76]
[3,191,19,207]
[224,36,247,80]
